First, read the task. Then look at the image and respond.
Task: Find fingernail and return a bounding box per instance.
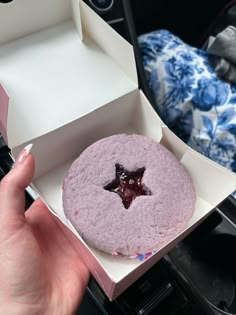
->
[15,144,33,165]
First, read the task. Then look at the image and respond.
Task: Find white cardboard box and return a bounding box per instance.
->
[0,0,236,300]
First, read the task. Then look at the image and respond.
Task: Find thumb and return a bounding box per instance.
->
[0,144,34,224]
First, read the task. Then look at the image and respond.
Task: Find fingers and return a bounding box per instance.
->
[0,144,34,223]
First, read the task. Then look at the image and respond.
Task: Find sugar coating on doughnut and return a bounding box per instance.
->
[63,134,196,256]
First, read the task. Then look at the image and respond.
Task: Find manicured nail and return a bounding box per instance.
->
[15,144,33,165]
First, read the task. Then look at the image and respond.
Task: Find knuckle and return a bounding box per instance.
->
[0,175,10,187]
[0,174,12,191]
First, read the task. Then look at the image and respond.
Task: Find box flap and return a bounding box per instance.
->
[0,0,137,148]
[181,149,236,206]
[81,2,137,85]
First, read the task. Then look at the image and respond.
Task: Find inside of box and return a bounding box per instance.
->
[0,0,136,148]
[28,90,234,282]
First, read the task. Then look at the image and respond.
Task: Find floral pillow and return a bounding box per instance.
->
[138,30,236,196]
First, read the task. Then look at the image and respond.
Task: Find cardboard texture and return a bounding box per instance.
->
[0,0,236,300]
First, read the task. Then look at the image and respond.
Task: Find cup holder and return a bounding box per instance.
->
[169,231,236,314]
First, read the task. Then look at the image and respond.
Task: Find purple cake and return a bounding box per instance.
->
[62,134,196,256]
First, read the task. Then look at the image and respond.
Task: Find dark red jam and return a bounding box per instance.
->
[104,164,151,209]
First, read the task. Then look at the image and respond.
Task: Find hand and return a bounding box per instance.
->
[0,145,89,315]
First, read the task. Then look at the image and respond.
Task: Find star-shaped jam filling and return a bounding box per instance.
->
[104,164,152,209]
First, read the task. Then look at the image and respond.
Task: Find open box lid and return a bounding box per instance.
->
[0,0,137,148]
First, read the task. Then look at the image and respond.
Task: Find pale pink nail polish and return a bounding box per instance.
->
[15,144,33,165]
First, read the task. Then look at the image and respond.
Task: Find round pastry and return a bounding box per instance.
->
[62,134,196,256]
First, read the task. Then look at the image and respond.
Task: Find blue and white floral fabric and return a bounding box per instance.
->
[138,30,236,197]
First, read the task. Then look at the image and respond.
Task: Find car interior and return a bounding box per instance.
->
[0,1,236,314]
